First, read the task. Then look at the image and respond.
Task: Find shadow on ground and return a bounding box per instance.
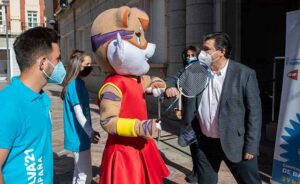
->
[48,89,62,98]
[53,152,101,184]
[54,152,74,184]
[161,151,191,176]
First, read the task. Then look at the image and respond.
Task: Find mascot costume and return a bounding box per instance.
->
[91,6,170,184]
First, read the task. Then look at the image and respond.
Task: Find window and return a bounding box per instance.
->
[0,11,3,25]
[0,49,8,75]
[27,11,38,28]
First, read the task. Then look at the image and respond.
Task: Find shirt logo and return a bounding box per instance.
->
[24,149,44,183]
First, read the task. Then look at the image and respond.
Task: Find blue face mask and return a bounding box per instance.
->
[43,59,66,84]
[186,57,198,64]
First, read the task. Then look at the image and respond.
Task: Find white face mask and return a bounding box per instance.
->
[198,50,213,66]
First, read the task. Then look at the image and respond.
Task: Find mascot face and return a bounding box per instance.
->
[91,6,155,76]
[107,34,155,75]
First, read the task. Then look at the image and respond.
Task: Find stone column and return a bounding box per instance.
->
[166,0,186,75]
[186,0,214,48]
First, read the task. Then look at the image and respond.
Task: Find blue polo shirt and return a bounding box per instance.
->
[63,79,91,152]
[0,77,53,184]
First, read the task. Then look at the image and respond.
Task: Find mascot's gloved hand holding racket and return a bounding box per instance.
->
[91,6,169,184]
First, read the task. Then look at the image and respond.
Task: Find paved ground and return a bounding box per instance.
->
[0,82,273,184]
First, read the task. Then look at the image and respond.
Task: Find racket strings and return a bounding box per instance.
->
[178,63,210,97]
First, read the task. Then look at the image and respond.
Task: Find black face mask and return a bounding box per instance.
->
[80,66,92,77]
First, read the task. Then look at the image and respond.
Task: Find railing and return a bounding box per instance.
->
[0,22,10,34]
[21,22,45,31]
[0,25,7,34]
[0,22,45,34]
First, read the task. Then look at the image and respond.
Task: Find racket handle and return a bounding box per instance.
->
[157,96,162,143]
[158,96,161,119]
[178,89,182,111]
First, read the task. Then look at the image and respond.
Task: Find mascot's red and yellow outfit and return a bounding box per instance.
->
[91,6,169,184]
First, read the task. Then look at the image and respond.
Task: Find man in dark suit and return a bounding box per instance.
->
[165,32,262,184]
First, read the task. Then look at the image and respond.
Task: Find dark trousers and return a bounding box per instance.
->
[196,135,261,184]
[188,141,198,181]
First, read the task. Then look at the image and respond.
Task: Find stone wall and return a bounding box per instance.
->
[56,0,218,90]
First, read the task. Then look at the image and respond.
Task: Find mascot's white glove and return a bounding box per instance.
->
[146,87,165,97]
[156,120,162,131]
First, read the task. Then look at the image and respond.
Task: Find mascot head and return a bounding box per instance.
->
[91,6,155,76]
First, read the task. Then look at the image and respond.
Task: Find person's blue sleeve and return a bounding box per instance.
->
[165,68,184,88]
[0,107,20,150]
[67,80,81,106]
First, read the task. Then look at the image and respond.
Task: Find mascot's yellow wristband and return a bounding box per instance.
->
[117,118,138,137]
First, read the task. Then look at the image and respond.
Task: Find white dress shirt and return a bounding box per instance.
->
[198,60,229,138]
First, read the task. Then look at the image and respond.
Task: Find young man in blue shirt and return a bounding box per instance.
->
[0,27,65,184]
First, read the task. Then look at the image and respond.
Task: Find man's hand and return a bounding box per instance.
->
[0,149,9,184]
[91,131,100,144]
[244,153,255,160]
[174,108,182,119]
[165,87,179,98]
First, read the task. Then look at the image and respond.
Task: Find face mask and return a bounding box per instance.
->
[198,50,213,66]
[80,66,92,77]
[186,57,198,64]
[43,60,66,84]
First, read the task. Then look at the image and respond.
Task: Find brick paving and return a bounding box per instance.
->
[0,82,272,184]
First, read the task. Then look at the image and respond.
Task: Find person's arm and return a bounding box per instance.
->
[99,84,158,138]
[67,81,96,139]
[164,68,184,98]
[0,149,9,184]
[165,68,184,88]
[141,75,166,97]
[0,104,19,182]
[244,70,262,158]
[73,104,94,138]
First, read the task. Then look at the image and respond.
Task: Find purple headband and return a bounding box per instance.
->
[91,30,134,52]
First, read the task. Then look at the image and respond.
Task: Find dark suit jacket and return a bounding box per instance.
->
[166,60,262,163]
[165,67,199,146]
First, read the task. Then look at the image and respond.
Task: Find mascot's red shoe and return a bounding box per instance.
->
[91,6,170,184]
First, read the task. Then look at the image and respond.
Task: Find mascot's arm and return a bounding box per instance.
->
[99,84,157,138]
[141,75,166,97]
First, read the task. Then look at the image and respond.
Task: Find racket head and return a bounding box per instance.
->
[177,61,211,98]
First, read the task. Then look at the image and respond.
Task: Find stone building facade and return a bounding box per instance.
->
[54,0,300,138]
[55,0,242,90]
